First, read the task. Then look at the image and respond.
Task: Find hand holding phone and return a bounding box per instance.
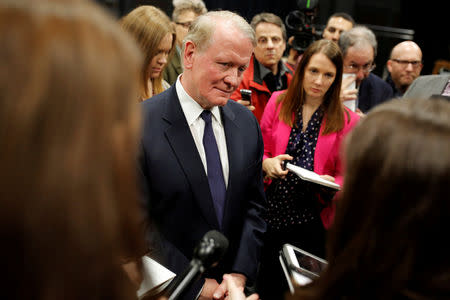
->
[240,89,252,105]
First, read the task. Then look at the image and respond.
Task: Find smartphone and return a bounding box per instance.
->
[240,89,252,105]
[281,243,328,287]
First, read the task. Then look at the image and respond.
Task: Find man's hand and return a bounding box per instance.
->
[222,274,259,300]
[213,273,247,300]
[237,100,255,111]
[199,278,220,300]
[262,154,293,179]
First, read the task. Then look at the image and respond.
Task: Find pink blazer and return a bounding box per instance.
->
[260,91,360,228]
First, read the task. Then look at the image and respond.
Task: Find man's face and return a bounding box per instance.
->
[253,22,286,73]
[343,45,375,87]
[387,42,423,90]
[174,10,198,47]
[322,17,353,42]
[182,23,253,109]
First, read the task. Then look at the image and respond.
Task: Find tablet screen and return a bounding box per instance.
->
[294,250,327,276]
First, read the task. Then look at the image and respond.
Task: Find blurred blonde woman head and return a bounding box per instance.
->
[0,0,144,298]
[121,5,175,100]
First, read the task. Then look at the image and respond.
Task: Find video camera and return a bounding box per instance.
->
[285,0,320,54]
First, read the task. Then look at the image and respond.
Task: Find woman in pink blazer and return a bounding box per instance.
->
[256,40,360,299]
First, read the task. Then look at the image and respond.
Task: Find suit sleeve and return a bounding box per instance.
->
[231,114,267,283]
[138,139,205,300]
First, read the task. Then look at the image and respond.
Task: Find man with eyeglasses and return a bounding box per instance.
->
[386,41,423,97]
[339,26,393,114]
[231,12,294,122]
[163,0,207,85]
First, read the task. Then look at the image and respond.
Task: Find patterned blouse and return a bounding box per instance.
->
[264,106,324,230]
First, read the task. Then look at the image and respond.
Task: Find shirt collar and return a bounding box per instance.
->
[257,59,288,79]
[175,76,222,126]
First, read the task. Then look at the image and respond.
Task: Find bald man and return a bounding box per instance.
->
[386,41,423,97]
[322,12,355,42]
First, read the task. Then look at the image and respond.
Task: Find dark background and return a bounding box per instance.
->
[97,0,449,77]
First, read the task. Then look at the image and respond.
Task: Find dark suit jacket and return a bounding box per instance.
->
[358,73,394,113]
[139,86,267,298]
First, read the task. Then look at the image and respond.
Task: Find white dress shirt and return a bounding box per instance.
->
[175,77,229,186]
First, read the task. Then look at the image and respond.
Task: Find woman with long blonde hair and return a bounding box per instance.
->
[121,5,176,101]
[0,0,145,298]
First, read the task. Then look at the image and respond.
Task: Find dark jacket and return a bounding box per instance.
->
[358,73,394,113]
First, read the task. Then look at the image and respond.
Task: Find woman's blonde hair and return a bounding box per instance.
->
[121,5,175,100]
[0,0,145,298]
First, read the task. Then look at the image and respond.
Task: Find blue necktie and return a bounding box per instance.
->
[200,110,226,227]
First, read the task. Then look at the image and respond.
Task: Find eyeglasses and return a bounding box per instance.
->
[175,21,192,29]
[344,62,376,73]
[391,59,422,68]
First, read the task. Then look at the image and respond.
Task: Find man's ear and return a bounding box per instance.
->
[183,41,196,70]
[288,36,294,46]
[386,60,393,73]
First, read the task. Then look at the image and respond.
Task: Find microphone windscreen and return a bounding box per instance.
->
[204,230,229,254]
[194,230,229,268]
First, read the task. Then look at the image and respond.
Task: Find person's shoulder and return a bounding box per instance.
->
[268,90,286,107]
[141,86,175,111]
[364,73,393,99]
[272,90,285,99]
[224,99,259,125]
[162,79,171,90]
[343,107,360,125]
[369,73,390,87]
[225,98,253,115]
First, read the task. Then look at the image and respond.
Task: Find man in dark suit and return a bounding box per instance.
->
[139,10,266,300]
[339,26,393,114]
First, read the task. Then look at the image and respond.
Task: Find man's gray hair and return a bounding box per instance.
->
[172,0,207,22]
[250,12,287,41]
[339,25,378,58]
[183,10,255,53]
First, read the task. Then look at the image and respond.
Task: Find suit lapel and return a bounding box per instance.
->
[162,87,220,229]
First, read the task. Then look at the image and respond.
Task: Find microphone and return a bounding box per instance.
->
[165,230,229,300]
